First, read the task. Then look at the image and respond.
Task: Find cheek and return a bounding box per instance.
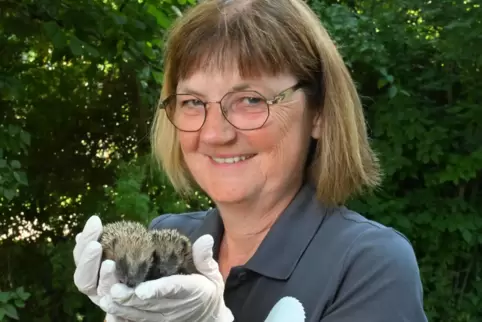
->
[256,105,309,157]
[178,132,199,154]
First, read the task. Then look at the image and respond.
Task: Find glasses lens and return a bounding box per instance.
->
[164,94,206,131]
[221,91,269,130]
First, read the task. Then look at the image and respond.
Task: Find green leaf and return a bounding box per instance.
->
[8,124,19,136]
[388,85,398,98]
[0,292,10,303]
[152,71,164,85]
[377,78,387,89]
[461,229,473,244]
[69,36,83,56]
[0,308,5,320]
[3,189,16,200]
[112,13,128,25]
[20,131,31,146]
[10,160,21,169]
[134,20,147,30]
[83,43,100,57]
[14,299,25,308]
[396,216,412,230]
[147,5,172,29]
[43,21,66,48]
[0,159,6,168]
[16,289,30,301]
[13,172,28,186]
[4,304,19,319]
[43,21,58,36]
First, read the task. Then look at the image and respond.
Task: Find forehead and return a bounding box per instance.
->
[176,68,297,95]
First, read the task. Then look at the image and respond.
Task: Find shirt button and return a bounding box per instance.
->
[238,272,248,281]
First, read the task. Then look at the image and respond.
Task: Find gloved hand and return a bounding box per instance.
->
[98,234,235,322]
[74,216,304,322]
[73,216,128,322]
[264,297,306,322]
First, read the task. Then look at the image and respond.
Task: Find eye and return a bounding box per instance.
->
[242,97,262,105]
[138,261,148,273]
[181,99,204,108]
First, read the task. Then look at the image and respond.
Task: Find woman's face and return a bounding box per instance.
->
[177,68,321,205]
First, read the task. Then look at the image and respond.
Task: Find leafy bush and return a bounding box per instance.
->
[308,1,482,320]
[0,287,30,321]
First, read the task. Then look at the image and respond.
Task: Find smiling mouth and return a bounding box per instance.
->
[210,155,256,164]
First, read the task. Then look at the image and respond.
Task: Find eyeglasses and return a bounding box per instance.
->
[159,82,304,132]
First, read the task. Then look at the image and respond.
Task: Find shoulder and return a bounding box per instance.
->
[319,208,427,321]
[327,207,422,292]
[148,210,209,237]
[334,208,418,272]
[316,207,418,268]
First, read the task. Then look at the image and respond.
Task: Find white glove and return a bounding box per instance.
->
[98,234,235,322]
[264,297,306,322]
[73,215,128,322]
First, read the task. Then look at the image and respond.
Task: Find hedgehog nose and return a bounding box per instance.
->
[126,281,136,288]
[126,276,142,288]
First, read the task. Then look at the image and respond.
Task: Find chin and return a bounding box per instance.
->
[203,183,257,205]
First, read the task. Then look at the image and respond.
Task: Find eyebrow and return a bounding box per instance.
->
[231,83,253,91]
[176,87,206,97]
[178,82,269,96]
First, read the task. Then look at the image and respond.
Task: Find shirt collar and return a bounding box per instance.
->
[189,207,224,261]
[191,182,328,280]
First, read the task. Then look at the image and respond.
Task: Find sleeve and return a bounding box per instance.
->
[148,211,207,237]
[321,227,428,322]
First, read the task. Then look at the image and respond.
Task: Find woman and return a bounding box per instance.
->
[73,0,428,321]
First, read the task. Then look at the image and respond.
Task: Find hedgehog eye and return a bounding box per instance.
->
[152,250,159,264]
[138,261,148,273]
[167,252,179,266]
[117,257,128,275]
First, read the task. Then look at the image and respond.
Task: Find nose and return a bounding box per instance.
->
[199,102,236,145]
[126,280,135,288]
[126,277,140,288]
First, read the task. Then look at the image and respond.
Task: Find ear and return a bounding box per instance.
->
[311,111,322,139]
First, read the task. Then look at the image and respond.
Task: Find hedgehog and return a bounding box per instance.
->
[148,228,199,279]
[98,221,198,288]
[99,220,157,288]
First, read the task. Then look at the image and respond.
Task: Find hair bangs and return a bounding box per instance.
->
[164,2,315,93]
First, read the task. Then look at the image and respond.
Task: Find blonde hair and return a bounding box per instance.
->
[150,0,382,206]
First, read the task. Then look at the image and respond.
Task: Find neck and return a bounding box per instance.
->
[216,180,302,262]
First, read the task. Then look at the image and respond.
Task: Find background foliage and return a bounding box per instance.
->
[0,0,480,321]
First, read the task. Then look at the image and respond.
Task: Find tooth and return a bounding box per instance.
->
[211,155,251,164]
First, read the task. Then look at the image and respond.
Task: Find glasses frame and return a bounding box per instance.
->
[159,82,305,132]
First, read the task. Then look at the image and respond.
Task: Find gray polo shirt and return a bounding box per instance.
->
[149,183,428,321]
